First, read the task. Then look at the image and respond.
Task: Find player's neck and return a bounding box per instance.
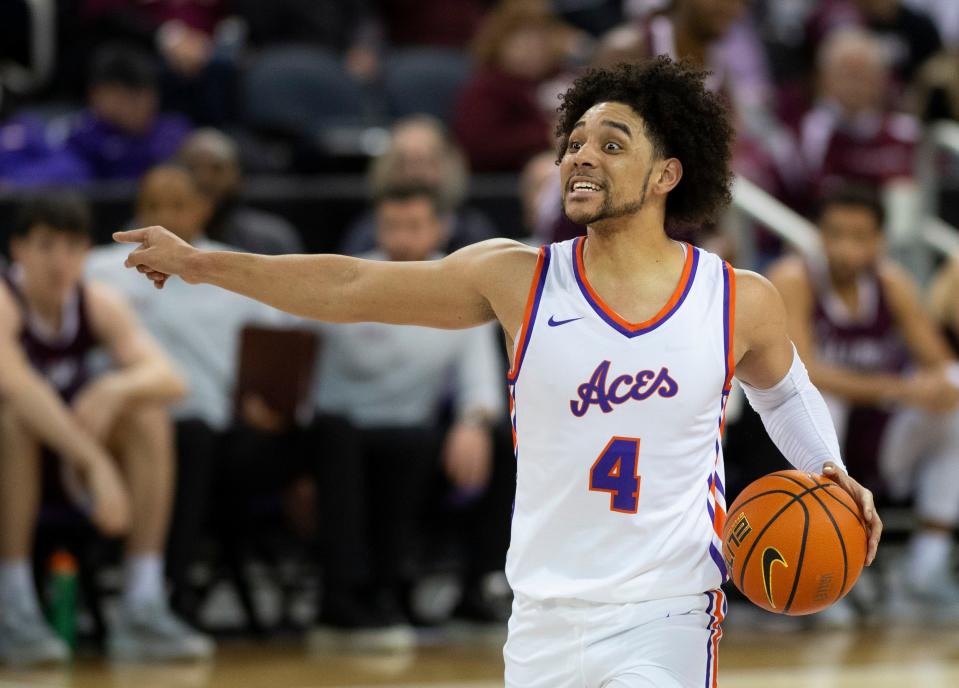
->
[583,218,680,279]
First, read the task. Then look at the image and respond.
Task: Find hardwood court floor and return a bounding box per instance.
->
[2,625,959,687]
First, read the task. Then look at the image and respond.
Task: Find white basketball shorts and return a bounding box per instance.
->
[504,589,726,688]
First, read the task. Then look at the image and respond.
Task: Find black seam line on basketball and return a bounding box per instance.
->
[726,489,810,516]
[769,471,819,490]
[734,483,837,596]
[776,475,848,606]
[737,488,811,594]
[820,485,869,539]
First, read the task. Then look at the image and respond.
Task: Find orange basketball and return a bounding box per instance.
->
[721,469,868,616]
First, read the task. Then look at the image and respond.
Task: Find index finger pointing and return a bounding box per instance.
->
[113,228,149,244]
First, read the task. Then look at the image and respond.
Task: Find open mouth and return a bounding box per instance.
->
[567,177,604,200]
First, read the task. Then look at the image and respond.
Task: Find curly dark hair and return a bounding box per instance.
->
[555,56,734,226]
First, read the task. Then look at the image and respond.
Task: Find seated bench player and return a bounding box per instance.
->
[0,193,212,665]
[768,185,959,608]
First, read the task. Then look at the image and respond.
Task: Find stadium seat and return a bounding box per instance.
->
[383,48,473,122]
[242,47,368,136]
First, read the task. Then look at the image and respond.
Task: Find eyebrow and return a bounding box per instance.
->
[570,119,632,138]
[601,119,632,138]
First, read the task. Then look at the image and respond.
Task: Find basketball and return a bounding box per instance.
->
[722,470,868,616]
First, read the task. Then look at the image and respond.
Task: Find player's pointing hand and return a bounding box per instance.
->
[114,226,199,289]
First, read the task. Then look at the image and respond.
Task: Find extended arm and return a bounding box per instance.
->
[733,269,880,565]
[114,227,538,333]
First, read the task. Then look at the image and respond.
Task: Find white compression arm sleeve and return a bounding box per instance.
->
[740,346,846,474]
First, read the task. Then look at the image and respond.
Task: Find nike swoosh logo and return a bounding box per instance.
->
[761,547,789,610]
[548,315,583,327]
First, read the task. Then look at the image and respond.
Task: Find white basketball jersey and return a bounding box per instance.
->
[505,237,735,603]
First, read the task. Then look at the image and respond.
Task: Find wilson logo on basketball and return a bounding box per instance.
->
[570,361,678,417]
[724,513,752,571]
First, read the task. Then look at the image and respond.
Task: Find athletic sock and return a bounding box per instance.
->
[123,554,165,609]
[0,559,41,615]
[908,530,953,583]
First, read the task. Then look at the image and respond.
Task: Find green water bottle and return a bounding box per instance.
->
[48,550,78,648]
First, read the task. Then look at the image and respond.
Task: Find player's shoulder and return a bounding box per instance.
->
[876,258,918,292]
[875,258,923,312]
[83,279,136,326]
[449,237,541,279]
[458,237,540,260]
[763,254,810,293]
[733,268,787,313]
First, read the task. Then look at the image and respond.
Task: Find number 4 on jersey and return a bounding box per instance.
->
[589,437,641,514]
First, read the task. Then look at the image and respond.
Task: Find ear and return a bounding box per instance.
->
[654,157,683,195]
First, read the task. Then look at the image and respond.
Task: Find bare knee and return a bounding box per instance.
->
[109,403,174,454]
[0,402,41,461]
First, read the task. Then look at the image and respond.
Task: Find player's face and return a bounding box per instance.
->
[136,168,211,243]
[11,225,90,306]
[376,197,445,262]
[559,102,657,227]
[820,205,883,285]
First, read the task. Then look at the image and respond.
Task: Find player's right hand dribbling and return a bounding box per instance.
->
[114,226,198,289]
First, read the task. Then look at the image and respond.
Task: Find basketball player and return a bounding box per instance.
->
[0,194,212,664]
[767,185,959,606]
[117,58,881,687]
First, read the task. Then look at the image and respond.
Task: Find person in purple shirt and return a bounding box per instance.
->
[65,44,192,181]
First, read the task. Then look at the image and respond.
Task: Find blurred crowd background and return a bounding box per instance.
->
[2,0,959,662]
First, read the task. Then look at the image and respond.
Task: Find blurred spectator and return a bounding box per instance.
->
[791,28,920,207]
[178,128,303,255]
[521,150,563,241]
[0,192,210,664]
[767,185,959,608]
[314,183,509,624]
[453,1,566,172]
[341,115,496,255]
[600,0,775,130]
[597,0,791,199]
[0,114,90,188]
[80,0,240,123]
[65,44,192,181]
[806,0,942,89]
[85,165,398,645]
